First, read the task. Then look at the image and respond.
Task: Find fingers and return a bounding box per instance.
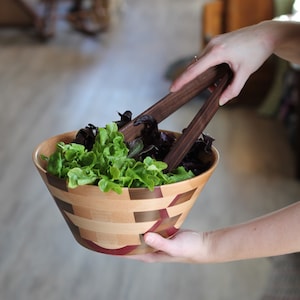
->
[170,56,215,93]
[171,54,249,106]
[127,251,181,263]
[170,61,241,106]
[144,232,172,253]
[127,230,207,263]
[125,233,183,263]
[170,40,227,92]
[219,69,249,105]
[169,34,255,105]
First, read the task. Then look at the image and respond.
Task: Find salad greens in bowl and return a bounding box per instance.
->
[33,112,219,255]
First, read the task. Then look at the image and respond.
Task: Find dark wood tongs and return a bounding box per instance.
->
[120,63,233,172]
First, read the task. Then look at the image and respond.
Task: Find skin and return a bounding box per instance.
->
[171,20,300,106]
[131,202,300,263]
[129,20,300,264]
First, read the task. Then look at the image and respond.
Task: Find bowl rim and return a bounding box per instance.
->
[32,130,219,191]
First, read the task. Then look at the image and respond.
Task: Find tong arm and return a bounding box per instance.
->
[120,63,231,142]
[119,63,233,171]
[164,68,232,171]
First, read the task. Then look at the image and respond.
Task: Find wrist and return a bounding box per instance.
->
[193,231,221,263]
[254,20,278,54]
[201,228,242,263]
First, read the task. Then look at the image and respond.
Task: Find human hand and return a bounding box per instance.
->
[171,22,274,105]
[127,230,211,263]
[128,202,300,263]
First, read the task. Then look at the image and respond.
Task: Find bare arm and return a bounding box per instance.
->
[128,20,300,264]
[271,21,300,64]
[132,201,300,263]
[208,201,300,262]
[171,20,300,105]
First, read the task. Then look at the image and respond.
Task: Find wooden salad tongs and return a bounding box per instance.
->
[120,63,233,172]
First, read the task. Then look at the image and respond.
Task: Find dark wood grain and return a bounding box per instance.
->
[120,63,232,142]
[164,64,233,171]
[120,63,233,171]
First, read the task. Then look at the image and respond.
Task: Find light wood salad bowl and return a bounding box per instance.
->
[33,130,219,255]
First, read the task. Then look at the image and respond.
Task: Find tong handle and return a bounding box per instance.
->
[164,67,232,172]
[120,63,231,142]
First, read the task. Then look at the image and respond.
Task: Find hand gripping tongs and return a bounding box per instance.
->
[120,63,233,172]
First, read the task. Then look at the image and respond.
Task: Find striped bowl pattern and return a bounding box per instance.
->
[33,131,219,255]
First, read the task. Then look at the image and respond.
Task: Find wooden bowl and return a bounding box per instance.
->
[32,131,219,255]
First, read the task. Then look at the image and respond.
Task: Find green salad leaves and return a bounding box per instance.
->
[44,122,194,194]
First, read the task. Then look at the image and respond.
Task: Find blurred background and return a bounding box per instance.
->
[1,0,300,299]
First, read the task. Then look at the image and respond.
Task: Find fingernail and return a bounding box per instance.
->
[219,97,227,106]
[144,232,155,244]
[170,85,177,93]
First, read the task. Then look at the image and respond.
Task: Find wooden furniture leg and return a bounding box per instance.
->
[0,0,57,39]
[36,0,57,39]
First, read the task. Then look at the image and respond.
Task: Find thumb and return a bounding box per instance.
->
[144,232,173,253]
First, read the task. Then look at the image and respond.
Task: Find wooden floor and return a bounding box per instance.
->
[1,1,300,300]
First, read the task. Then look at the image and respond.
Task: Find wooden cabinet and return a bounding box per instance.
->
[202,0,274,45]
[225,0,274,31]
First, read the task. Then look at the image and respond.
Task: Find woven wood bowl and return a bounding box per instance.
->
[33,131,219,255]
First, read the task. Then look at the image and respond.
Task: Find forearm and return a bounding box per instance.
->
[258,20,300,64]
[206,201,300,263]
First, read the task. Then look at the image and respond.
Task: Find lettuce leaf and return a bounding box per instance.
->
[44,122,194,194]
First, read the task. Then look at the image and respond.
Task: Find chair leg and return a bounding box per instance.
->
[92,0,110,29]
[36,0,57,39]
[66,0,110,36]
